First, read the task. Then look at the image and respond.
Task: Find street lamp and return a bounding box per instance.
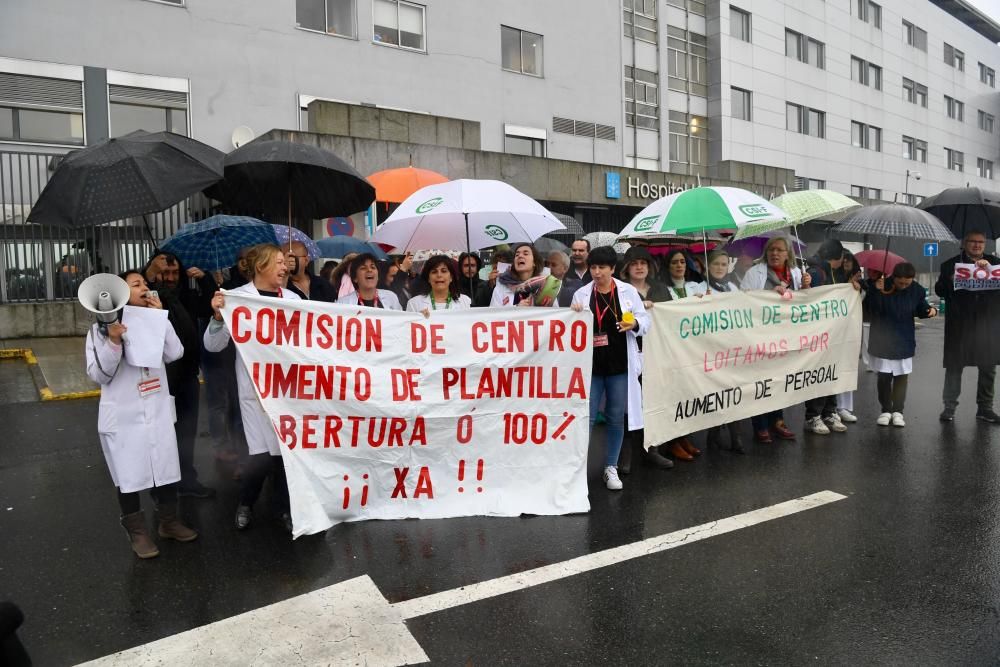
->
[904,169,922,204]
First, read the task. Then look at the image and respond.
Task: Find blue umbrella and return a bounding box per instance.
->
[316,236,388,260]
[273,224,321,260]
[161,215,278,271]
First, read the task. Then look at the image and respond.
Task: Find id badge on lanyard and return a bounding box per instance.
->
[137,367,161,398]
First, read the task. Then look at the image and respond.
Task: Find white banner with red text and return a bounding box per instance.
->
[220,292,593,537]
[954,263,1000,291]
[641,284,862,445]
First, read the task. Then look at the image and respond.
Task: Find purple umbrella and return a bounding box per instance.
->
[273,224,321,260]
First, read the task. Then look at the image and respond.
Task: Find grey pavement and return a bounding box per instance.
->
[1,337,97,396]
[4,318,1000,665]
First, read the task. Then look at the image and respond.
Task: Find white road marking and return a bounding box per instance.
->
[79,490,846,667]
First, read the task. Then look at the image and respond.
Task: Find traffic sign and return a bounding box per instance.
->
[923,242,939,257]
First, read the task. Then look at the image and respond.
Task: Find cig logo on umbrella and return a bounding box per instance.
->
[634,215,659,232]
[738,204,770,218]
[484,224,509,241]
[416,197,444,214]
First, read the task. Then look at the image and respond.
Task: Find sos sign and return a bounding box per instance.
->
[954,262,1000,291]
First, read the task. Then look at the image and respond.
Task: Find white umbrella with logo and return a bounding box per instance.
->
[372,179,565,253]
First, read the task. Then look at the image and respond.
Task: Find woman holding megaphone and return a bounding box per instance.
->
[85,270,198,559]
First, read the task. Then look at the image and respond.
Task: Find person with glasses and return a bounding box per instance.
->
[935,231,1000,423]
[285,241,337,302]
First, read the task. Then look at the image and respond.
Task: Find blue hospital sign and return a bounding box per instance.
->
[924,242,939,257]
[606,172,621,199]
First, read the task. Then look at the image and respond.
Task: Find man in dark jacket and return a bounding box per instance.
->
[285,241,337,301]
[802,240,851,434]
[935,231,1000,422]
[145,251,218,498]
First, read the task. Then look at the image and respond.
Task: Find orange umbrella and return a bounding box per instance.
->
[367,166,449,204]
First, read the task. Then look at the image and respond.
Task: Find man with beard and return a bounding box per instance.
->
[285,241,337,301]
[144,251,218,498]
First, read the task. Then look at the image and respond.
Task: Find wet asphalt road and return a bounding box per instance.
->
[3,318,1000,665]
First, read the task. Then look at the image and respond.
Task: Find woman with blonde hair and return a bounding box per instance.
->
[740,237,811,443]
[204,243,301,532]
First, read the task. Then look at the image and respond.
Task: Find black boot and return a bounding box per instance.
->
[618,434,634,475]
[728,423,746,454]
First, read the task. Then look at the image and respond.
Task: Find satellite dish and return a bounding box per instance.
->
[231,126,255,149]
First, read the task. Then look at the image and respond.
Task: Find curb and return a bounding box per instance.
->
[0,348,100,401]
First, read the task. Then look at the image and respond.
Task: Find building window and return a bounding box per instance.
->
[979,158,995,180]
[978,110,995,133]
[625,66,659,129]
[851,185,881,200]
[108,85,188,137]
[0,72,84,145]
[903,20,927,51]
[851,121,881,151]
[668,111,708,176]
[296,0,356,38]
[980,63,996,88]
[944,95,964,122]
[730,6,751,42]
[944,43,965,71]
[786,102,824,138]
[851,56,882,90]
[946,148,964,172]
[902,135,928,163]
[624,0,657,44]
[808,179,826,190]
[373,0,425,51]
[666,0,706,15]
[503,125,545,157]
[731,87,751,121]
[667,27,708,96]
[501,26,543,76]
[785,29,825,69]
[902,78,928,107]
[857,0,882,28]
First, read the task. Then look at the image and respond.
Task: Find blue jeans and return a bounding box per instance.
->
[590,373,628,467]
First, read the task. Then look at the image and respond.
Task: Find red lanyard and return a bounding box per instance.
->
[359,292,381,308]
[593,283,617,331]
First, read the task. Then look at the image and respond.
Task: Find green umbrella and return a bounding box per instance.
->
[617,187,788,242]
[771,189,861,226]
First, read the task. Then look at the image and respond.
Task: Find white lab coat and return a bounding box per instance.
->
[666,281,706,299]
[336,289,402,310]
[739,263,804,291]
[571,279,651,431]
[203,282,301,456]
[405,293,472,311]
[85,321,184,493]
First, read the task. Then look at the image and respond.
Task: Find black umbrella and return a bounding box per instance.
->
[831,203,956,272]
[26,130,224,234]
[546,213,585,239]
[918,186,1000,240]
[205,140,375,223]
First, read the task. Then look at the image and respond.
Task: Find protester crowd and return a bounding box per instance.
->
[84,230,1000,559]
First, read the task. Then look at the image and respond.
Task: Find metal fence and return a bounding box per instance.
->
[0,149,212,303]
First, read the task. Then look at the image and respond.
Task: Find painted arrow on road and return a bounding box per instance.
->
[79,490,846,666]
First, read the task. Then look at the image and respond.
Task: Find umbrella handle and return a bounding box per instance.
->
[882,237,891,275]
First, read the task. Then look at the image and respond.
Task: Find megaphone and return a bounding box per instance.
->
[78,273,130,334]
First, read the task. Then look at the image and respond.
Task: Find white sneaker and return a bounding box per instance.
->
[837,408,858,423]
[806,416,830,434]
[603,466,623,491]
[891,412,905,427]
[824,413,848,433]
[876,412,892,426]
